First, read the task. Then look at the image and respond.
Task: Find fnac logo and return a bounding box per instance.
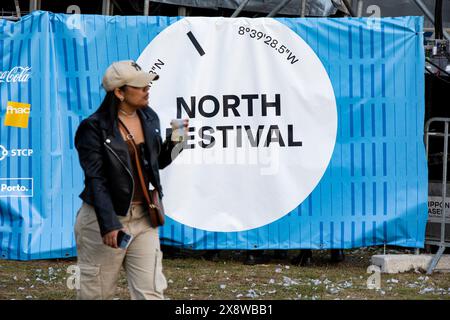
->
[4,101,31,128]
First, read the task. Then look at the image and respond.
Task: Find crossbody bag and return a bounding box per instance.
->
[118,119,165,227]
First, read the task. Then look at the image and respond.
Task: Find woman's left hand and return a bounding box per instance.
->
[102,229,125,248]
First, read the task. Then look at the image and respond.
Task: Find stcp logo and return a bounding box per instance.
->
[0,145,33,161]
[3,101,31,128]
[0,145,7,161]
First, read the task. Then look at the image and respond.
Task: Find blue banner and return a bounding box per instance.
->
[0,11,427,260]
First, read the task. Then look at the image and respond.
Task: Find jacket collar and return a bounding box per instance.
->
[98,106,158,170]
[97,106,156,134]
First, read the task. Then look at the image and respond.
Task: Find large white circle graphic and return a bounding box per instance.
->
[137,17,337,232]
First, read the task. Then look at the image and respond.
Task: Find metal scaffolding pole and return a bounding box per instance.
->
[14,0,21,18]
[412,0,450,41]
[341,0,355,17]
[300,0,307,17]
[29,0,41,12]
[267,0,293,17]
[178,6,188,16]
[144,0,150,16]
[356,0,363,17]
[102,0,111,16]
[231,0,251,18]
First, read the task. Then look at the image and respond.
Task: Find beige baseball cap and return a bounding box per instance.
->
[102,60,159,92]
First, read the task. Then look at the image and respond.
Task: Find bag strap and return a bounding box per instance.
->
[117,119,159,210]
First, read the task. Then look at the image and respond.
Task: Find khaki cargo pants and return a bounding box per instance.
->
[74,202,168,300]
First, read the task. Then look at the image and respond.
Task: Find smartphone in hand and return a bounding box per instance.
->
[117,230,133,249]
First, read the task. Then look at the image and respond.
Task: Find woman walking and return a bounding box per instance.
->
[74,60,187,300]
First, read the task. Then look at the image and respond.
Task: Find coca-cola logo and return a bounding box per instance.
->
[0,66,32,83]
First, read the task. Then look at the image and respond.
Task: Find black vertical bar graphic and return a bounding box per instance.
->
[187,31,205,56]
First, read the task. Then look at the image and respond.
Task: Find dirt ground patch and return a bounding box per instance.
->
[0,246,449,300]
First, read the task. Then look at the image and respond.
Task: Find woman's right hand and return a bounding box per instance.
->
[102,229,121,248]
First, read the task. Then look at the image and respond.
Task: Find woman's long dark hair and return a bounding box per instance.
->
[93,87,124,132]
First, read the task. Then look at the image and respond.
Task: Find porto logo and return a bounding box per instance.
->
[0,178,33,198]
[0,66,31,83]
[3,101,31,128]
[137,17,337,232]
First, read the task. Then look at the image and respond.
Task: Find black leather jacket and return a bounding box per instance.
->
[75,107,179,236]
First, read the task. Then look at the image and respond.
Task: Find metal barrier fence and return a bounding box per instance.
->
[425,117,450,274]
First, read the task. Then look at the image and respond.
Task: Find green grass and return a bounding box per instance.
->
[0,247,449,300]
